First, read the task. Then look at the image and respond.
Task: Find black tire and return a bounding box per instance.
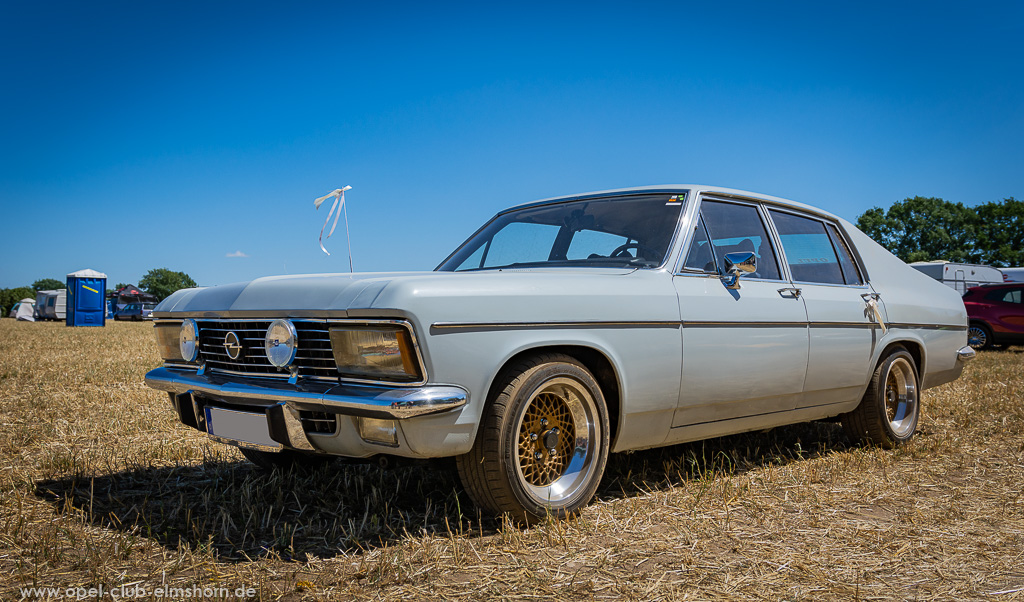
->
[239,447,333,471]
[456,353,610,524]
[842,346,920,449]
[967,323,993,350]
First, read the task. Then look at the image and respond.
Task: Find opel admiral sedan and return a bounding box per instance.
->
[145,186,975,522]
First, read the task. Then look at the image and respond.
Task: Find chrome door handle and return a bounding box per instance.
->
[778,287,802,299]
[861,293,887,334]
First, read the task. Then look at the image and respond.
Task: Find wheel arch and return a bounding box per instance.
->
[968,318,993,332]
[877,338,924,376]
[483,345,622,448]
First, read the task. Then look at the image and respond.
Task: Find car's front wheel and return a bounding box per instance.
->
[456,353,610,524]
[842,346,919,449]
[968,323,993,350]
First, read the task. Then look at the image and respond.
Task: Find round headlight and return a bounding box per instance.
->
[179,319,200,363]
[265,319,297,368]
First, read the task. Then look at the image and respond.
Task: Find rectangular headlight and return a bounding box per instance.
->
[329,325,423,383]
[154,321,184,362]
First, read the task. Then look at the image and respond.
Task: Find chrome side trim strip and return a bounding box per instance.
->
[145,367,467,420]
[430,320,681,333]
[430,320,965,331]
[684,321,963,330]
[683,321,810,328]
[889,322,967,332]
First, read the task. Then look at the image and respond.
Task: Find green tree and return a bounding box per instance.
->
[974,197,1024,267]
[856,196,979,263]
[1,287,35,316]
[139,268,197,301]
[32,278,65,292]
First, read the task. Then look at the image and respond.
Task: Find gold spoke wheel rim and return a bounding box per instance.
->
[518,392,577,486]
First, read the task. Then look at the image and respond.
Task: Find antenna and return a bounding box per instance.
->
[314,186,354,272]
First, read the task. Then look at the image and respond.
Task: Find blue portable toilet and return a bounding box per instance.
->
[66,269,108,327]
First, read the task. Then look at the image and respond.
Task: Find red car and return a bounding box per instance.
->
[963,283,1024,349]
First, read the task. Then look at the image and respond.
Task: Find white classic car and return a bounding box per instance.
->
[146,186,974,522]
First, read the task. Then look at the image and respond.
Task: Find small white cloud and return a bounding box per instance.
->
[226,250,249,258]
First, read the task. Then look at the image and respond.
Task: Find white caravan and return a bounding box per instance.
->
[909,261,1004,294]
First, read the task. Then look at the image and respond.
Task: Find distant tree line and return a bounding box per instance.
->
[857,196,1023,266]
[1,269,196,316]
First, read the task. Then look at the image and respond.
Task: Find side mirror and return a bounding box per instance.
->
[721,252,756,289]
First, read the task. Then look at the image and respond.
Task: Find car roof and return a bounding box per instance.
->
[506,185,841,222]
[968,282,1019,290]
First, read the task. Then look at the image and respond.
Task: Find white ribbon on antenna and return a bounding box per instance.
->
[865,297,887,334]
[314,186,352,256]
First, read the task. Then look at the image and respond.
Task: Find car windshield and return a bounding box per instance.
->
[437,193,686,271]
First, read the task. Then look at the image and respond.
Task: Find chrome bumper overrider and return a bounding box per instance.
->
[956,345,976,362]
[145,366,468,420]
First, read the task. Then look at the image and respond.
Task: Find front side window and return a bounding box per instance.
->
[683,214,716,273]
[438,194,686,271]
[769,210,845,285]
[697,200,782,280]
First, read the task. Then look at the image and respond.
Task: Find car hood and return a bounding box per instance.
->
[155,272,427,315]
[153,268,672,323]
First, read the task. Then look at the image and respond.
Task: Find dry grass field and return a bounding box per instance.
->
[1,319,1022,601]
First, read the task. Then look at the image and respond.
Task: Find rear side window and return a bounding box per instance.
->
[826,224,864,285]
[987,288,1023,304]
[770,210,849,285]
[698,200,782,280]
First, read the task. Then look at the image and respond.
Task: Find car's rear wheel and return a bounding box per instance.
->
[456,353,610,524]
[968,323,993,350]
[239,447,333,471]
[842,346,919,449]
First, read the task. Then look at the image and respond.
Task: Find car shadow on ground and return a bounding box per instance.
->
[34,420,850,562]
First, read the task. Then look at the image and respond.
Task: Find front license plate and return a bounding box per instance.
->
[204,406,281,450]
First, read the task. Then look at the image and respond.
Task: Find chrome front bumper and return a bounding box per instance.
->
[145,366,468,420]
[956,345,976,363]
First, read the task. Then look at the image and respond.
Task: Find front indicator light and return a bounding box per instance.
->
[265,319,298,368]
[357,417,399,446]
[179,319,199,363]
[329,325,422,382]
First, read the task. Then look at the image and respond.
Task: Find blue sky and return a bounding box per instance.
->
[2,1,1021,288]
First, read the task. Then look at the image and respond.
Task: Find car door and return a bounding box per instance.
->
[671,198,809,427]
[989,286,1024,339]
[766,209,880,408]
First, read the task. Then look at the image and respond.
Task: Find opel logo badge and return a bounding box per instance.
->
[224,331,242,360]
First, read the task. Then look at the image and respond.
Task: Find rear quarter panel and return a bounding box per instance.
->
[842,220,968,389]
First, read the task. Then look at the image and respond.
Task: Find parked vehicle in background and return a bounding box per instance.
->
[963,282,1024,349]
[11,299,36,321]
[145,185,975,523]
[909,261,1004,294]
[115,302,156,321]
[34,289,67,321]
[1001,267,1024,283]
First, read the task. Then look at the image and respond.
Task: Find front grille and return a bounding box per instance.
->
[196,319,337,379]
